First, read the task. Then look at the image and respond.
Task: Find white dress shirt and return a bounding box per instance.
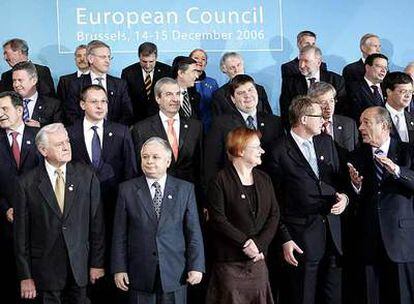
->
[159,111,180,142]
[83,118,104,163]
[6,123,25,148]
[90,71,107,91]
[386,103,409,143]
[146,174,167,200]
[45,160,67,191]
[23,91,39,119]
[290,130,318,167]
[238,109,258,129]
[306,71,320,88]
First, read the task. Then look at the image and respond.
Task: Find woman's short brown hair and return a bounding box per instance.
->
[226,127,262,158]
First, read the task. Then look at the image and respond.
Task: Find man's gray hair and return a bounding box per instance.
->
[3,38,29,56]
[154,77,178,98]
[220,52,243,72]
[35,123,67,149]
[308,82,337,99]
[141,137,172,159]
[300,45,322,58]
[12,61,38,80]
[360,33,379,48]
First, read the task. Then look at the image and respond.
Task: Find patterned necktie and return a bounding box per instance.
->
[167,118,179,160]
[96,77,104,88]
[303,140,319,177]
[144,72,152,99]
[322,121,332,136]
[395,114,409,142]
[371,85,384,106]
[181,91,192,118]
[55,169,65,213]
[10,131,20,168]
[91,126,101,168]
[374,148,384,182]
[308,77,317,89]
[23,99,30,122]
[152,181,162,219]
[246,115,256,130]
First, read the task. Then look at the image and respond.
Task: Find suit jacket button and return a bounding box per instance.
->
[152,252,156,256]
[62,226,67,230]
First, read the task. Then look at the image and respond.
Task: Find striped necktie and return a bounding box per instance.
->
[144,72,152,99]
[181,91,192,118]
[374,148,384,182]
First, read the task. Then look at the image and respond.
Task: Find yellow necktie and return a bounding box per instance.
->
[55,169,65,213]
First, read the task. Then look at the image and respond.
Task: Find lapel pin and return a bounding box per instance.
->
[338,126,342,130]
[184,124,188,128]
[108,132,113,137]
[320,155,324,161]
[110,91,114,96]
[411,122,414,126]
[68,185,74,191]
[241,194,246,199]
[260,122,264,127]
[167,194,172,199]
[38,105,42,110]
[26,140,31,145]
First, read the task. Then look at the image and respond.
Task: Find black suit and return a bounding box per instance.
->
[211,82,272,117]
[14,162,105,302]
[1,63,56,97]
[57,72,78,103]
[281,57,328,79]
[350,138,414,303]
[332,114,359,153]
[388,109,414,144]
[121,61,171,122]
[268,134,344,304]
[349,80,385,121]
[204,111,283,184]
[280,70,347,128]
[179,86,202,120]
[342,59,365,88]
[31,94,62,126]
[131,113,203,198]
[65,74,133,126]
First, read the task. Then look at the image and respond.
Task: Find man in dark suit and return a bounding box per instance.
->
[403,62,414,113]
[382,72,414,144]
[14,123,105,303]
[349,53,388,121]
[280,45,346,128]
[12,61,62,127]
[57,44,89,103]
[111,137,205,304]
[131,77,203,199]
[67,84,137,303]
[348,106,414,303]
[281,30,327,79]
[0,91,40,303]
[342,33,381,89]
[212,52,272,116]
[268,96,349,304]
[1,38,55,97]
[65,40,133,126]
[121,42,171,122]
[205,74,283,184]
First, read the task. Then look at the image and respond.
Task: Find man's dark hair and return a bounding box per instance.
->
[382,72,413,99]
[171,56,196,79]
[138,42,158,57]
[79,84,107,102]
[297,30,317,43]
[228,74,256,97]
[365,53,388,66]
[289,95,318,127]
[0,91,24,108]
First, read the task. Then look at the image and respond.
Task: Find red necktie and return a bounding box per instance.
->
[322,121,332,136]
[10,131,20,168]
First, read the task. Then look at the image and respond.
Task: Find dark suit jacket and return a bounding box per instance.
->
[131,113,203,187]
[179,86,202,120]
[121,61,171,122]
[57,72,78,103]
[349,79,385,121]
[208,165,279,262]
[1,63,56,97]
[342,59,365,88]
[389,110,414,144]
[204,112,283,183]
[333,114,359,152]
[268,134,344,260]
[14,162,105,290]
[31,95,62,126]
[281,57,328,79]
[279,70,347,128]
[350,138,414,263]
[65,74,133,126]
[211,82,272,117]
[111,175,205,292]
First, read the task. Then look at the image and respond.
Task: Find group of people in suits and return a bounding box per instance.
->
[1,29,414,304]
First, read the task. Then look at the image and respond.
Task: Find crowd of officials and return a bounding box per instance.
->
[0,30,414,304]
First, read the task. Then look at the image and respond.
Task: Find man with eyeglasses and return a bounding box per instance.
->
[349,53,388,121]
[65,40,133,126]
[67,84,137,304]
[268,95,348,304]
[382,72,414,144]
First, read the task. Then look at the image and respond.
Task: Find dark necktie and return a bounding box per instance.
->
[144,73,152,99]
[371,85,384,106]
[246,115,256,130]
[182,91,192,118]
[96,77,104,88]
[374,148,384,182]
[322,121,332,136]
[10,131,20,168]
[23,99,30,122]
[309,77,317,88]
[152,181,162,219]
[91,126,101,169]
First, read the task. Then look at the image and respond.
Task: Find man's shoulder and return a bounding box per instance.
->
[121,62,141,74]
[155,61,172,71]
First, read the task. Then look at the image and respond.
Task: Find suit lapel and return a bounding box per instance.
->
[158,176,177,226]
[20,127,35,168]
[136,177,158,223]
[286,135,319,180]
[62,163,79,219]
[0,130,17,169]
[31,96,43,121]
[38,165,63,219]
[178,117,190,152]
[404,111,414,142]
[73,122,91,165]
[102,120,115,161]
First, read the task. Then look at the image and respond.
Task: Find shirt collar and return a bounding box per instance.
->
[44,159,67,177]
[146,174,167,191]
[237,108,257,122]
[290,129,313,146]
[6,122,25,136]
[83,117,104,131]
[159,111,179,123]
[385,102,405,116]
[25,91,38,102]
[307,70,320,82]
[372,136,391,156]
[90,71,106,82]
[77,70,90,78]
[364,77,380,88]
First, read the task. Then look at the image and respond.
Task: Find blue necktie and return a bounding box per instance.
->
[374,148,384,182]
[246,115,256,130]
[303,140,319,178]
[23,99,30,122]
[371,85,384,106]
[91,126,101,169]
